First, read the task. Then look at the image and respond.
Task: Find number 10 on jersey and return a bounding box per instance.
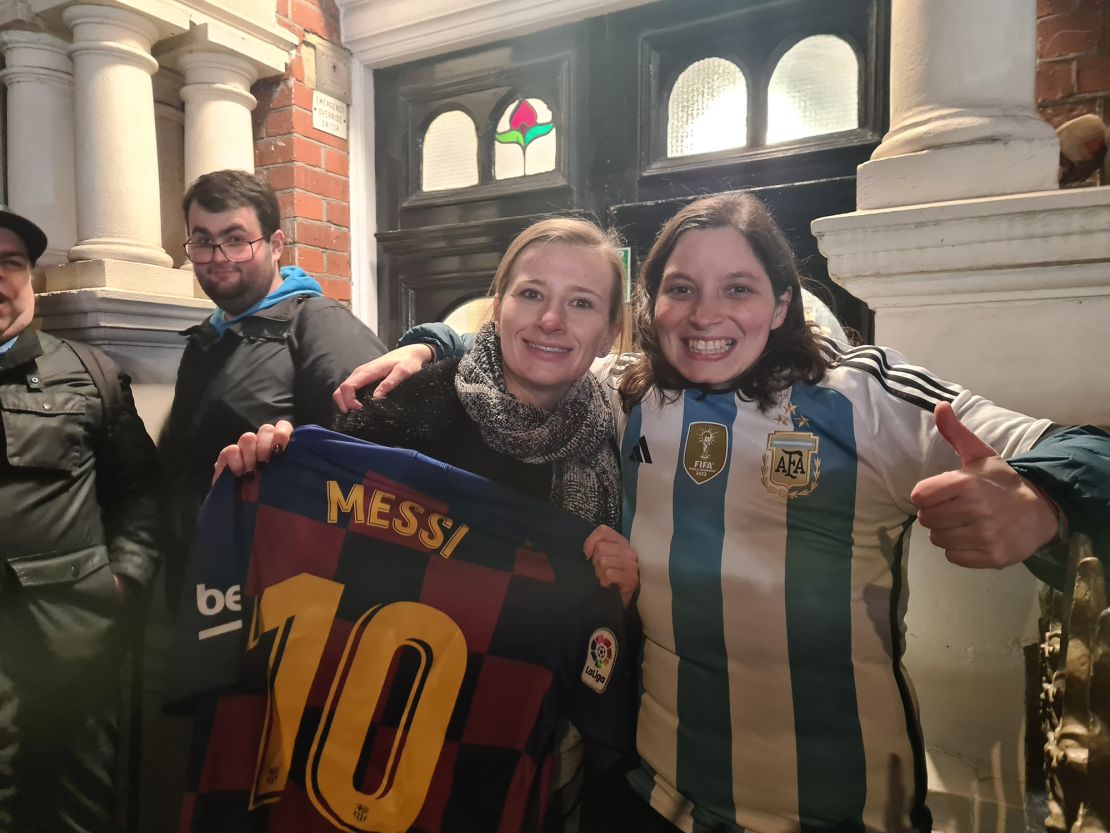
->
[247,572,468,832]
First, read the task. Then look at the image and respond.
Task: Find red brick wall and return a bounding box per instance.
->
[252,0,353,303]
[1037,0,1110,127]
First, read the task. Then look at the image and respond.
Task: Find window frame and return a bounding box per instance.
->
[419,106,482,193]
[402,55,573,208]
[639,1,882,180]
[664,55,753,160]
[763,33,865,148]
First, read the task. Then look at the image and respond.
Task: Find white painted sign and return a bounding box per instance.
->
[312,90,348,139]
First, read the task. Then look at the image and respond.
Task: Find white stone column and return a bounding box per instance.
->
[857,0,1058,209]
[178,49,258,185]
[0,30,77,267]
[813,8,1110,825]
[63,4,171,267]
[154,69,186,268]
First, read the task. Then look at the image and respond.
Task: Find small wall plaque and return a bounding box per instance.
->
[312,90,348,140]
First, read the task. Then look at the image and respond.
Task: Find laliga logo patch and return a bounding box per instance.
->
[581,628,618,693]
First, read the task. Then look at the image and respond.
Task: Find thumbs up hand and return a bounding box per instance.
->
[910,403,1060,568]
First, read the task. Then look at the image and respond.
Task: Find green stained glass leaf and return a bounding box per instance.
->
[495,129,525,147]
[523,123,555,146]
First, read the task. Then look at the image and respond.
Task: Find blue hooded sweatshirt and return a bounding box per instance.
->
[208,265,323,338]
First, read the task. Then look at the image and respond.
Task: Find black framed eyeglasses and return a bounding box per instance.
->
[183,236,266,264]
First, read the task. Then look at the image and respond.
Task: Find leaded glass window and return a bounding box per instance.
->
[666,57,748,158]
[422,110,479,192]
[494,98,557,180]
[443,296,493,333]
[800,288,847,342]
[766,35,859,144]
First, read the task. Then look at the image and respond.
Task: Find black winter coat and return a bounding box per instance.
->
[160,294,386,604]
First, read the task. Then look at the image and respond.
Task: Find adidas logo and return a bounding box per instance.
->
[629,435,652,463]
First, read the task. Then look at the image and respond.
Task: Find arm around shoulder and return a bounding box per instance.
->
[398,322,469,360]
[1010,426,1110,587]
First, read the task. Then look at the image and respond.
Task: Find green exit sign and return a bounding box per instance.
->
[618,246,632,301]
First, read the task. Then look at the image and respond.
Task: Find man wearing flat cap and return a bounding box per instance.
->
[0,208,159,832]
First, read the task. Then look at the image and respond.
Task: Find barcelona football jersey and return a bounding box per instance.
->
[168,426,634,833]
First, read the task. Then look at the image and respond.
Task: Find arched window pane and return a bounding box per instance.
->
[767,35,859,144]
[800,287,847,342]
[443,296,493,334]
[422,110,479,192]
[667,58,748,158]
[494,98,557,180]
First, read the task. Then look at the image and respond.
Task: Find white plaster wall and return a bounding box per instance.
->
[130,381,176,439]
[348,60,378,331]
[872,295,1110,832]
[155,110,186,269]
[92,342,184,437]
[905,527,1039,833]
[873,297,1110,427]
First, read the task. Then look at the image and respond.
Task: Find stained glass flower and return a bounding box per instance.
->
[495,99,555,149]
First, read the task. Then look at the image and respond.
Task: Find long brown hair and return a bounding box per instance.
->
[619,192,828,412]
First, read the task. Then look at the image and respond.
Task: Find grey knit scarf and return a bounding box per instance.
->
[455,322,621,530]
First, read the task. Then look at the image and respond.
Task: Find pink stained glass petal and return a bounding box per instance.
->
[509,99,537,132]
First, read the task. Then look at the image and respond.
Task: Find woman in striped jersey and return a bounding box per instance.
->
[336,192,1109,833]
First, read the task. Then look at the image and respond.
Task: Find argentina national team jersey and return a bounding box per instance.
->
[610,343,1051,833]
[168,426,634,833]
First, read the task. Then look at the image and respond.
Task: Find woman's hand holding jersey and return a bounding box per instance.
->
[212,420,293,483]
[584,525,639,608]
[332,343,435,412]
[911,402,1061,568]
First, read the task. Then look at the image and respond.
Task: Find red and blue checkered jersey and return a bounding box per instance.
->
[168,426,634,833]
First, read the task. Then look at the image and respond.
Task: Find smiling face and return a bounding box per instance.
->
[0,228,34,344]
[654,226,791,387]
[493,241,621,410]
[187,203,284,316]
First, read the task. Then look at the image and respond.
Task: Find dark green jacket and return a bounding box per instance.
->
[0,328,159,664]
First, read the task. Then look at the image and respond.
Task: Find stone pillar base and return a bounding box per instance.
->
[812,187,1110,425]
[68,240,174,268]
[45,258,196,297]
[856,138,1059,210]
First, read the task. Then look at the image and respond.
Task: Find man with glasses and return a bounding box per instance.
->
[0,208,160,831]
[159,170,386,606]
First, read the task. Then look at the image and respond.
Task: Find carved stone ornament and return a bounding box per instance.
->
[1040,534,1110,833]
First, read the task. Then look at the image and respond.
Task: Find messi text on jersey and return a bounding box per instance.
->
[326,480,471,559]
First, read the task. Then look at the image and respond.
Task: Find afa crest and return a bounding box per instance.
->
[682,421,728,485]
[761,430,821,498]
